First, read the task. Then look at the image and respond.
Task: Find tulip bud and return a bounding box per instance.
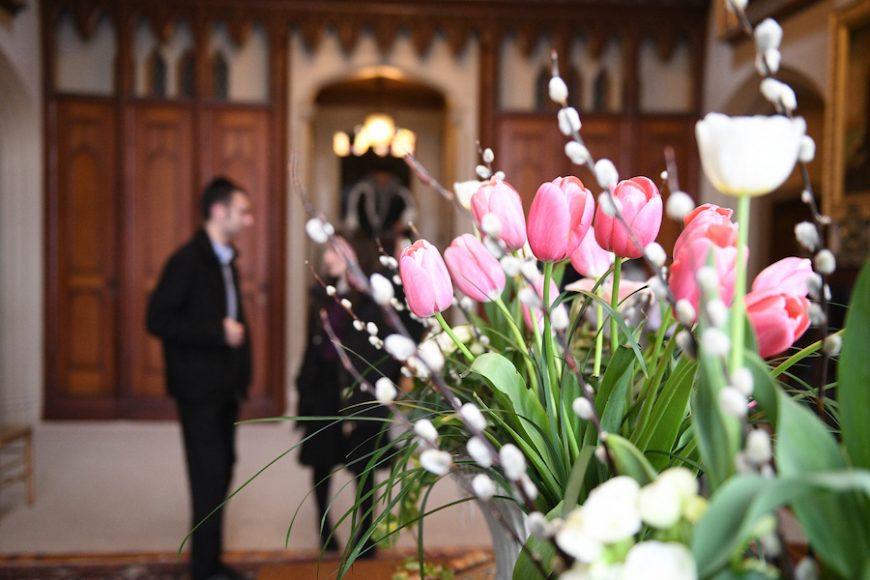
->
[471,179,527,251]
[467,436,492,468]
[444,234,506,303]
[472,474,496,500]
[666,191,695,221]
[375,378,397,403]
[594,177,662,259]
[569,226,614,278]
[527,176,595,262]
[420,449,451,476]
[400,239,454,317]
[500,444,526,481]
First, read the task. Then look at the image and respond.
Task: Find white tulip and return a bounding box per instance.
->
[696,113,806,197]
[384,334,417,361]
[580,476,642,543]
[467,436,492,468]
[374,378,397,404]
[556,508,604,563]
[472,473,496,500]
[499,444,526,481]
[414,419,438,443]
[419,449,451,476]
[638,481,682,529]
[623,541,697,580]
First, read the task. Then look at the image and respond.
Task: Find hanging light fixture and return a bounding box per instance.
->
[333,113,415,158]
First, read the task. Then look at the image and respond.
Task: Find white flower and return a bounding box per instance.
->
[594,444,608,465]
[472,473,496,500]
[556,508,604,563]
[799,135,816,163]
[801,189,814,204]
[597,192,622,217]
[675,330,695,358]
[416,340,445,374]
[731,367,755,396]
[696,266,719,296]
[594,159,619,191]
[706,299,728,328]
[757,48,782,75]
[414,419,439,443]
[551,305,570,331]
[499,444,526,481]
[814,249,836,275]
[454,180,482,210]
[794,222,820,252]
[482,148,495,164]
[518,287,541,309]
[658,467,699,502]
[366,322,379,336]
[755,18,783,52]
[325,285,336,296]
[644,242,667,268]
[794,557,819,580]
[573,397,595,420]
[527,511,552,539]
[549,75,569,104]
[484,237,505,259]
[500,256,521,277]
[696,113,806,197]
[720,386,748,418]
[420,449,451,476]
[565,141,591,166]
[476,164,492,179]
[305,217,330,243]
[701,327,731,358]
[806,273,823,298]
[823,333,842,357]
[520,473,539,501]
[353,319,365,331]
[520,260,541,283]
[375,378,397,404]
[638,481,682,529]
[368,335,383,349]
[675,299,696,326]
[647,275,669,301]
[467,436,492,468]
[745,429,772,465]
[460,403,487,432]
[623,541,697,580]
[726,0,747,12]
[666,191,695,221]
[370,273,394,305]
[808,303,826,326]
[459,296,475,312]
[558,107,582,136]
[580,476,642,543]
[481,212,502,237]
[384,334,417,361]
[341,298,353,310]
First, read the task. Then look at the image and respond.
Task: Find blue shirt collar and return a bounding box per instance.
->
[210,239,235,265]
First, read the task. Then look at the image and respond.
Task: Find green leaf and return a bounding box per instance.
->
[593,346,636,442]
[562,446,595,516]
[604,433,658,485]
[577,290,648,376]
[839,258,870,470]
[638,356,697,471]
[693,470,870,578]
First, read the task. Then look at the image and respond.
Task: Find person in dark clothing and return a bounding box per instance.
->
[295,234,403,558]
[147,177,253,580]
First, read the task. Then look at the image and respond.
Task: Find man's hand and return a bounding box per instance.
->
[223,317,246,348]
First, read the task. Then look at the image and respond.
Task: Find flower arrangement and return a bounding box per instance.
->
[286,1,870,578]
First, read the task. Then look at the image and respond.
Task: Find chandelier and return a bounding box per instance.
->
[332,113,416,158]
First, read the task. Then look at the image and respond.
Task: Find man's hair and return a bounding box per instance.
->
[201,176,246,221]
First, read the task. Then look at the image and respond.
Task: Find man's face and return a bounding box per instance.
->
[216,191,254,240]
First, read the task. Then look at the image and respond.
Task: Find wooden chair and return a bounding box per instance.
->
[0,425,34,505]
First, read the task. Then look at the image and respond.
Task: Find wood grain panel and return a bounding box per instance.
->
[124,105,195,403]
[52,100,117,402]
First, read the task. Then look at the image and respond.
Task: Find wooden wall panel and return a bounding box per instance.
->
[48,100,118,415]
[122,105,195,415]
[199,108,275,417]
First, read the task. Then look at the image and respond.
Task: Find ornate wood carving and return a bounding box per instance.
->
[334,18,359,55]
[226,12,252,47]
[655,29,678,62]
[70,0,107,40]
[410,21,436,57]
[297,18,323,53]
[373,19,398,55]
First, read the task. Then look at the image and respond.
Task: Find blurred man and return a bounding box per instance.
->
[147,177,254,580]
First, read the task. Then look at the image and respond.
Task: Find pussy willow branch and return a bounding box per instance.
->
[725,0,832,418]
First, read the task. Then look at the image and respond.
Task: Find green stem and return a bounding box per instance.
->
[771,329,843,378]
[611,256,623,353]
[495,297,539,392]
[542,262,561,398]
[594,285,604,378]
[730,194,751,375]
[434,312,474,362]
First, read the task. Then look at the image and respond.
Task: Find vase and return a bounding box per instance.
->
[477,497,530,580]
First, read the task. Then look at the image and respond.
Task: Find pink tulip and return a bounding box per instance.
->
[746,289,810,357]
[527,176,595,262]
[669,223,742,313]
[570,226,614,279]
[399,239,454,317]
[594,176,662,258]
[522,277,565,331]
[752,257,813,296]
[673,204,733,258]
[444,234,506,302]
[470,178,527,251]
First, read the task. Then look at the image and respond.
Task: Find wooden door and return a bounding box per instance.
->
[45,100,118,419]
[121,105,195,419]
[199,107,277,418]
